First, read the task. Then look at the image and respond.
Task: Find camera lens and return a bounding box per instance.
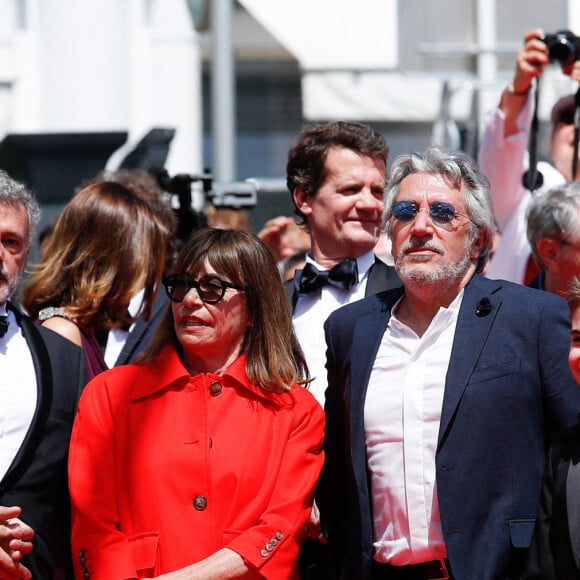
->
[544,30,580,66]
[549,38,574,65]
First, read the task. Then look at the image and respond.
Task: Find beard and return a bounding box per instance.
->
[395,237,473,288]
[0,265,22,305]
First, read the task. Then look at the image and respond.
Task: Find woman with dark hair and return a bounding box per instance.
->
[68,228,324,579]
[21,180,167,378]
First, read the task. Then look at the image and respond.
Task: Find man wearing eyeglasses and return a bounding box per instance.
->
[318,146,580,580]
[526,181,580,297]
[478,27,580,285]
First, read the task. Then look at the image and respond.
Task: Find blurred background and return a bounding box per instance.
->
[0,0,577,249]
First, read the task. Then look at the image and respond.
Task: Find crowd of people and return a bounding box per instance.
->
[3,25,580,580]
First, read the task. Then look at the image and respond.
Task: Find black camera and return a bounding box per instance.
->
[542,30,580,66]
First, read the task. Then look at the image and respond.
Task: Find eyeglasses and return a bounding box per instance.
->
[163,274,246,304]
[391,200,468,225]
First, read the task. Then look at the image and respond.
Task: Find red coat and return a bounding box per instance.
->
[68,348,324,579]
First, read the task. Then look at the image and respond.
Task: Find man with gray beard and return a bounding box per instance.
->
[318,146,580,580]
[0,171,86,579]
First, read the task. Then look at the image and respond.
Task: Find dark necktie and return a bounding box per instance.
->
[295,258,359,295]
[0,315,9,338]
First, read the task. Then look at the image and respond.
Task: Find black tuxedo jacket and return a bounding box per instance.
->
[285,257,401,312]
[1,303,86,579]
[113,291,169,366]
[319,275,580,580]
[523,423,580,579]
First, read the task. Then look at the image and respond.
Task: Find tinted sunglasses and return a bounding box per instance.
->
[391,200,467,224]
[163,274,246,304]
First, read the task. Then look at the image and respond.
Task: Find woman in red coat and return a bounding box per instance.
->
[68,228,324,580]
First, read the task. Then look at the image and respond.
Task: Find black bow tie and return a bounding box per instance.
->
[0,315,8,338]
[295,259,359,294]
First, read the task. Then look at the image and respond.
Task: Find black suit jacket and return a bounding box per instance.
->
[113,291,169,366]
[523,423,580,579]
[0,303,86,579]
[285,257,401,312]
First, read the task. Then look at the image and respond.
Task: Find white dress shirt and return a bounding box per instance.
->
[104,288,145,367]
[293,251,375,406]
[0,305,37,481]
[365,290,463,565]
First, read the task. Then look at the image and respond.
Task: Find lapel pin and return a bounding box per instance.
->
[476,297,493,317]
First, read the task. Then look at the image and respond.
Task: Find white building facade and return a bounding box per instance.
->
[0,0,202,173]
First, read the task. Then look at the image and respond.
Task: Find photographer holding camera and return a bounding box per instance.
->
[478,27,580,286]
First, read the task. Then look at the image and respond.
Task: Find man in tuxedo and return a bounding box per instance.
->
[525,181,580,297]
[0,170,86,579]
[523,277,580,578]
[319,146,580,580]
[284,122,400,579]
[285,121,400,406]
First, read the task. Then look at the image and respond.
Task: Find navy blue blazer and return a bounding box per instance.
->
[319,274,580,580]
[1,303,87,579]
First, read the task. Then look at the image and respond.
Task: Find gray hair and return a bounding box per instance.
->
[0,170,41,248]
[384,146,497,273]
[526,182,580,270]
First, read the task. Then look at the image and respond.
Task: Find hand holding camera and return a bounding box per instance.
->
[508,28,580,99]
[500,29,580,189]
